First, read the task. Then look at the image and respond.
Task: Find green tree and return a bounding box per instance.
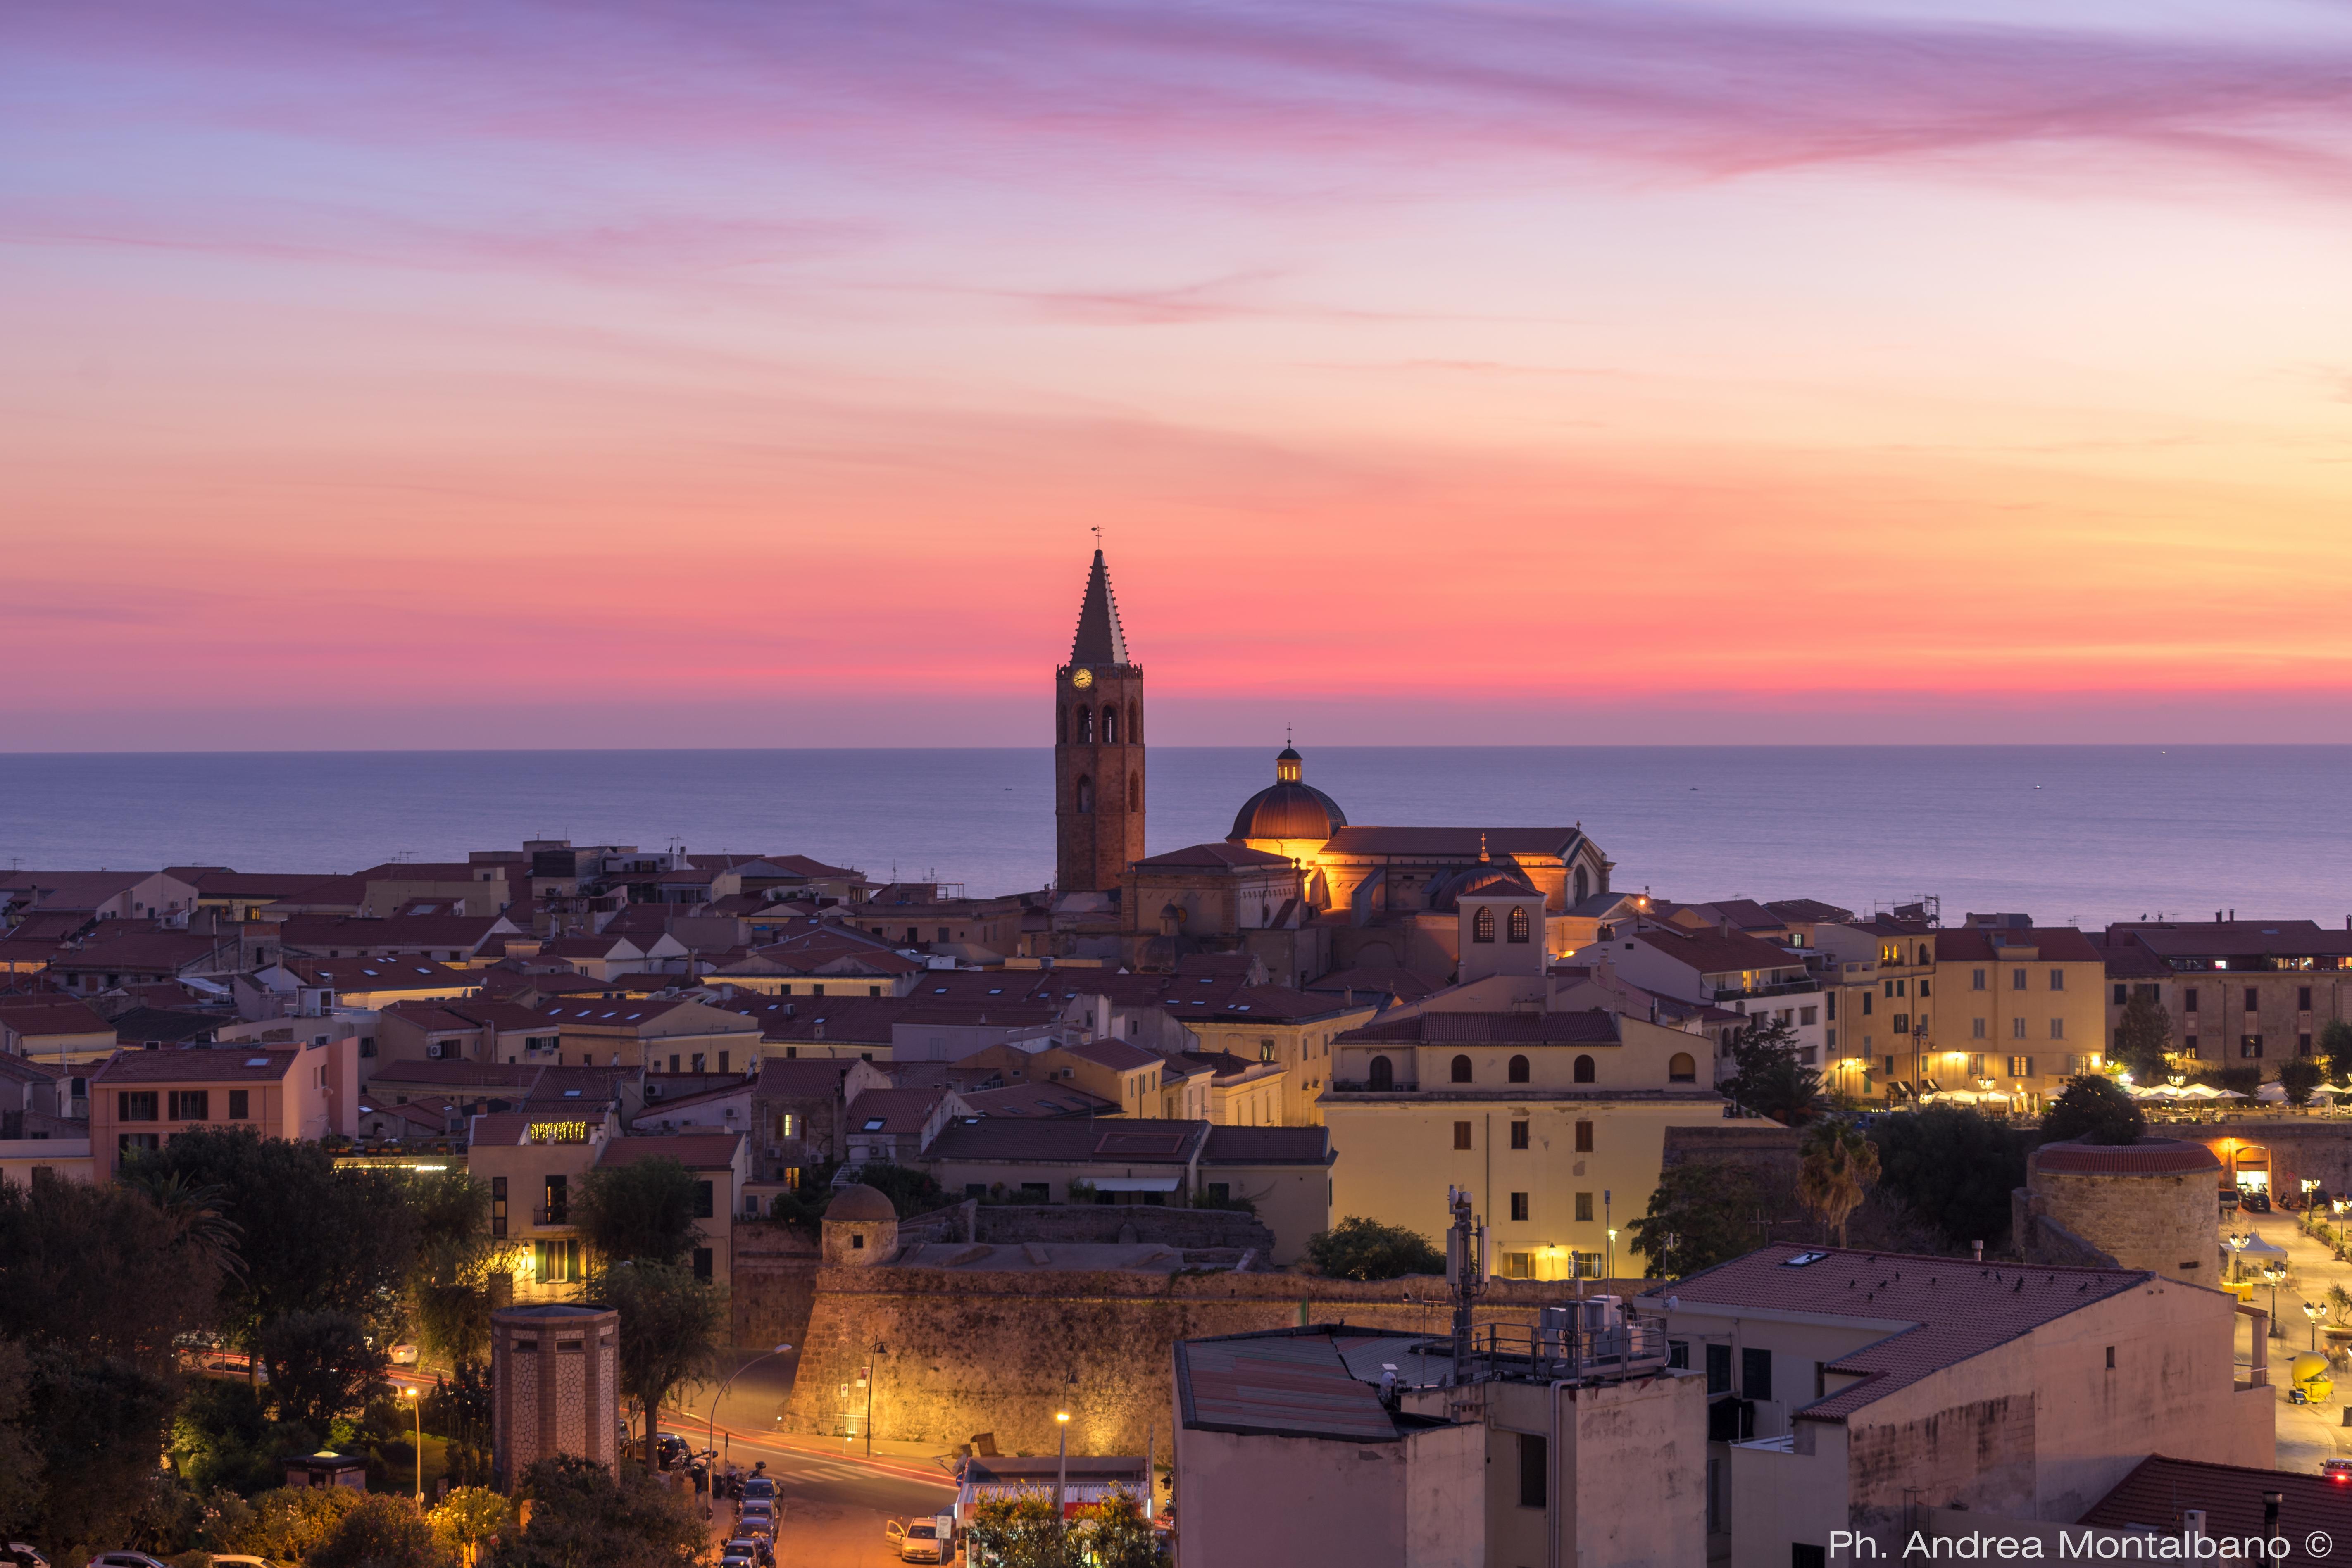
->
[428,1486,515,1568]
[596,1263,725,1451]
[844,1161,949,1217]
[511,1454,705,1568]
[572,1157,700,1269]
[1305,1217,1444,1281]
[0,1342,44,1542]
[1627,1160,1762,1278]
[0,1173,221,1367]
[1797,1120,1880,1248]
[140,1127,420,1359]
[2040,1074,2145,1146]
[1870,1106,2027,1251]
[1071,1488,1168,1568]
[1721,1018,1825,1126]
[170,1376,314,1496]
[16,1349,183,1552]
[217,1485,365,1563]
[2323,1021,2352,1085]
[2110,993,2175,1083]
[407,1170,509,1367]
[2279,1056,2326,1108]
[307,1492,448,1568]
[966,1494,1071,1568]
[259,1311,389,1437]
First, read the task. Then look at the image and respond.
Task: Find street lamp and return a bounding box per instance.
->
[2306,1301,2325,1352]
[402,1385,421,1501]
[1055,1411,1071,1532]
[706,1342,792,1469]
[864,1342,887,1457]
[2263,1262,2289,1340]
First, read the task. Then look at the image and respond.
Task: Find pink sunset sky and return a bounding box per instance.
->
[7,0,2352,749]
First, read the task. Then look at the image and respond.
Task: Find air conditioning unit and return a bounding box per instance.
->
[427,1042,445,1059]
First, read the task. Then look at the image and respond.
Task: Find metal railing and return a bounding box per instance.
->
[1466,1317,1669,1384]
[534,1206,570,1226]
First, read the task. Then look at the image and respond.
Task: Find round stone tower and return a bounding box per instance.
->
[822,1182,900,1266]
[2016,1137,2221,1285]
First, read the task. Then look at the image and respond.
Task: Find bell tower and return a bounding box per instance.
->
[1055,547,1145,893]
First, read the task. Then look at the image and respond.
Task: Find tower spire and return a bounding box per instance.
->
[1069,547,1130,666]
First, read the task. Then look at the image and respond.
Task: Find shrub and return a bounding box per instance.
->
[1305,1218,1443,1280]
[2040,1075,2145,1146]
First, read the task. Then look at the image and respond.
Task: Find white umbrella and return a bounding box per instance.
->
[2178,1083,2227,1100]
[2256,1082,2288,1103]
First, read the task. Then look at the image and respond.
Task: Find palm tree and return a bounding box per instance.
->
[125,1167,246,1282]
[1797,1119,1880,1249]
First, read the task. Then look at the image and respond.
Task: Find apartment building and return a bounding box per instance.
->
[1641,1244,2272,1565]
[1920,921,2107,1103]
[1322,1008,1722,1281]
[2098,920,2352,1066]
[597,1130,751,1286]
[1566,923,1824,1078]
[1809,918,1938,1101]
[534,996,762,1071]
[88,1038,361,1177]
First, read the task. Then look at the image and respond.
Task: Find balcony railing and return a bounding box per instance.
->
[1713,979,1822,1001]
[534,1206,569,1226]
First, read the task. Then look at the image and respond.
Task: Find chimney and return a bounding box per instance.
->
[1971,1240,1985,1263]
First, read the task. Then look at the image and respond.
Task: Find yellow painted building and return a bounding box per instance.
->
[1921,923,2108,1104]
[1322,1008,1722,1280]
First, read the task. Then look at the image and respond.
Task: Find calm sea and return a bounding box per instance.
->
[0,747,2345,930]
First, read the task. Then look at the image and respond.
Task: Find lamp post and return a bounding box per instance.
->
[1603,1190,1614,1280]
[2306,1301,2325,1352]
[864,1342,886,1457]
[1055,1410,1071,1531]
[705,1342,792,1468]
[2263,1262,2288,1340]
[403,1385,421,1501]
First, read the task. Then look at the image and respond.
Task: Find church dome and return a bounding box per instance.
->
[1229,747,1347,843]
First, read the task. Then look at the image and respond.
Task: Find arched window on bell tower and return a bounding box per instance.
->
[1076,776,1095,813]
[1076,706,1094,744]
[1058,707,1069,745]
[1472,907,1495,944]
[1507,906,1531,944]
[1573,866,1590,904]
[1102,706,1119,743]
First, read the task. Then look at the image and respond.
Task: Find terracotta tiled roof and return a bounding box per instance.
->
[1935,926,2102,964]
[751,1057,858,1098]
[1131,843,1295,871]
[0,998,115,1037]
[2033,1137,2219,1175]
[1058,1040,1162,1072]
[2115,920,2352,962]
[1176,1328,1410,1442]
[1338,1009,1620,1046]
[368,1059,539,1088]
[1304,967,1437,1003]
[1202,1126,1331,1165]
[2078,1456,2352,1559]
[844,1087,945,1135]
[92,1047,298,1084]
[1319,827,1584,859]
[291,958,478,992]
[1638,1243,2148,1423]
[600,1130,743,1169]
[956,1084,1116,1119]
[1629,924,1800,976]
[925,1116,1207,1164]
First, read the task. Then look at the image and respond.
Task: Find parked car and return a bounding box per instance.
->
[2,1543,51,1568]
[720,1543,757,1568]
[210,1557,274,1566]
[92,1554,174,1568]
[742,1474,778,1504]
[887,1514,957,1563]
[2243,1191,2273,1213]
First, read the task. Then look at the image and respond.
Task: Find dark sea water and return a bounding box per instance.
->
[0,747,2345,929]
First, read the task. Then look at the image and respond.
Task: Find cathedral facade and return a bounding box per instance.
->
[1045,546,1616,985]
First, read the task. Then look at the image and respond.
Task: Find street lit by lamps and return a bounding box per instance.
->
[2262,1262,2289,1340]
[706,1342,792,1470]
[2306,1301,2325,1352]
[402,1385,421,1501]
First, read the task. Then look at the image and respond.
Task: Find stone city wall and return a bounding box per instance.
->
[2023,1168,2216,1284]
[970,1203,1274,1253]
[779,1266,1652,1459]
